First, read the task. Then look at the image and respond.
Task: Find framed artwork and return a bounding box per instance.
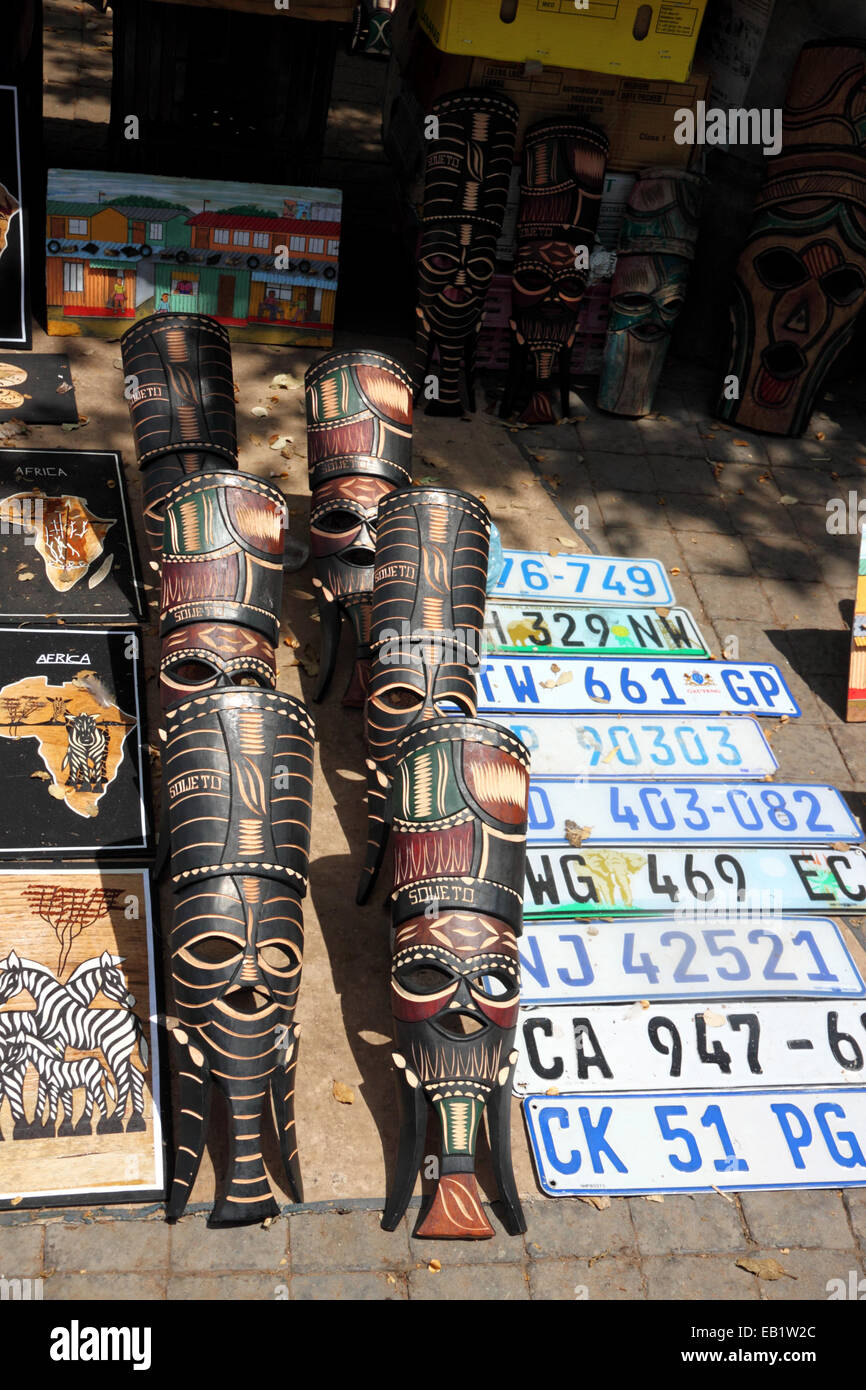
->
[0,626,151,858]
[0,866,165,1209]
[0,86,29,351]
[46,169,341,348]
[847,523,866,722]
[0,449,143,622]
[0,355,77,424]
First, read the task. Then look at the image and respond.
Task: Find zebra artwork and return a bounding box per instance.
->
[4,1034,116,1136]
[62,712,109,792]
[0,950,148,1135]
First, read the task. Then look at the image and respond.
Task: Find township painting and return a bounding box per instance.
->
[0,867,164,1208]
[848,523,866,721]
[45,169,342,346]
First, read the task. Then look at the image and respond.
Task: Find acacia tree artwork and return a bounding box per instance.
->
[501,118,609,425]
[359,486,491,903]
[163,688,315,1225]
[415,90,518,417]
[597,167,704,418]
[717,42,866,436]
[305,350,413,707]
[383,717,530,1239]
[120,312,239,552]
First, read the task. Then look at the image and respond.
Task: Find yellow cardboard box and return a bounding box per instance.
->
[416,0,709,83]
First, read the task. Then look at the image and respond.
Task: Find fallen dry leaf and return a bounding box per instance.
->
[702,1008,725,1027]
[332,1081,354,1105]
[428,1259,442,1273]
[16,571,34,581]
[578,1194,610,1211]
[645,1194,664,1204]
[251,406,269,418]
[670,566,681,575]
[736,1256,796,1282]
[564,820,592,847]
[540,670,573,689]
[30,770,50,781]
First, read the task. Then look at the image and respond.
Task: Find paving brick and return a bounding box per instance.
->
[706,619,791,668]
[831,725,866,783]
[0,1222,44,1277]
[524,1196,635,1260]
[771,466,844,506]
[679,532,753,576]
[586,453,655,492]
[704,434,770,465]
[595,490,672,530]
[631,1194,747,1255]
[664,494,736,534]
[409,1212,524,1265]
[167,1274,288,1300]
[648,455,719,495]
[740,1189,854,1248]
[291,1271,406,1300]
[635,420,708,456]
[290,1210,410,1275]
[529,1255,644,1300]
[577,418,646,455]
[170,1215,288,1272]
[763,438,837,470]
[725,497,800,538]
[692,574,769,622]
[602,525,685,569]
[770,721,852,784]
[781,627,851,678]
[807,674,850,724]
[791,502,842,549]
[407,1262,529,1300]
[669,573,711,630]
[643,1253,760,1300]
[744,1248,862,1302]
[744,534,818,581]
[813,534,862,588]
[843,1189,866,1252]
[46,1218,169,1273]
[45,1273,166,1300]
[759,579,848,631]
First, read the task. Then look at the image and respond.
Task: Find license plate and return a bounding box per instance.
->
[524,846,866,917]
[524,1088,866,1194]
[518,917,865,1004]
[492,550,673,605]
[527,778,862,845]
[483,601,708,658]
[477,657,800,717]
[499,715,777,779]
[515,999,866,1094]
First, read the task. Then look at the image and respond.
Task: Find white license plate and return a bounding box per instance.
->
[515,999,866,1094]
[477,656,800,716]
[483,601,708,657]
[524,1088,866,1195]
[499,715,777,779]
[518,917,865,1004]
[491,550,673,605]
[527,778,863,845]
[524,846,866,917]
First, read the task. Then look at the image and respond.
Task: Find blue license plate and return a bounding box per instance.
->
[492,550,673,605]
[500,715,777,779]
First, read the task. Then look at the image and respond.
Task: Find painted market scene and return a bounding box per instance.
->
[0,0,866,1333]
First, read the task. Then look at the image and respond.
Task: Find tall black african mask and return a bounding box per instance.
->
[164,687,315,1225]
[383,717,530,1239]
[305,350,413,707]
[359,487,491,903]
[415,90,518,417]
[501,118,609,424]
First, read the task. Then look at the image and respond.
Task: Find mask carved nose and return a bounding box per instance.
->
[783,298,810,335]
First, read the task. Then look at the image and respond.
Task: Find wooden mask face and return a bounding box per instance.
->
[415,90,518,417]
[598,168,703,418]
[717,41,866,436]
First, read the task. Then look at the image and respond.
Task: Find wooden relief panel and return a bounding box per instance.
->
[0,449,143,622]
[0,867,164,1208]
[0,627,150,857]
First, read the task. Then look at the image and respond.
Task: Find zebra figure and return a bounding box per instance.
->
[0,951,148,1134]
[62,712,109,792]
[4,1034,116,1136]
[0,1013,50,1139]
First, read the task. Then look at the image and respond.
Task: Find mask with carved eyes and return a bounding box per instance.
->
[386,909,523,1240]
[358,488,491,903]
[415,90,518,416]
[718,40,866,436]
[305,351,413,704]
[598,167,703,418]
[159,621,277,710]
